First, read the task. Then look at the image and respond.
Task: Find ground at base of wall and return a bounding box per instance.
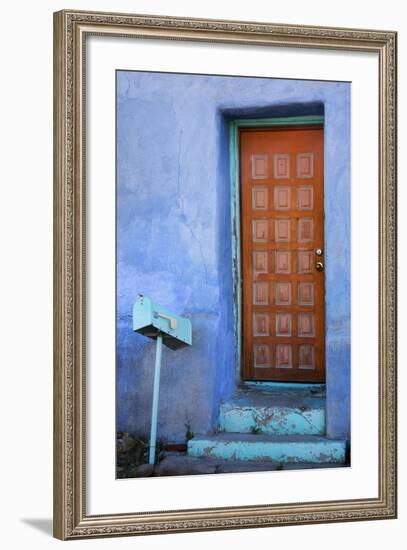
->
[123,451,349,478]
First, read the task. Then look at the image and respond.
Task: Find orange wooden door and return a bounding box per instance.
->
[240,126,325,382]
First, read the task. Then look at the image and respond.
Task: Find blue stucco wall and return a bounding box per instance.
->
[116,71,350,443]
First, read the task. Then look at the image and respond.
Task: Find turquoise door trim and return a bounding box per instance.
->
[229,115,325,381]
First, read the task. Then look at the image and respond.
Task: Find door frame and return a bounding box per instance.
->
[229,115,325,381]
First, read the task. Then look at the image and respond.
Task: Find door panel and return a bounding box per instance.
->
[240,127,325,382]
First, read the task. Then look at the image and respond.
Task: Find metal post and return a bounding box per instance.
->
[149,333,163,465]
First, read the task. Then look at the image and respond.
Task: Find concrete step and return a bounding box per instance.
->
[219,386,325,436]
[152,453,344,476]
[187,433,346,464]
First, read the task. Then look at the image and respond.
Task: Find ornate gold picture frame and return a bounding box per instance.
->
[53,9,397,540]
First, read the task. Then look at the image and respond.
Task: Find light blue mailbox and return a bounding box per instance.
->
[133,295,192,350]
[132,295,192,465]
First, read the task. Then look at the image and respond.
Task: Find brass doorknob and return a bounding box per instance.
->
[315,262,324,272]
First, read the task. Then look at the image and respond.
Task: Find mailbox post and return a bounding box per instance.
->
[149,332,163,465]
[132,295,192,465]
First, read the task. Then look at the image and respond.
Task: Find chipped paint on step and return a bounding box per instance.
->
[188,433,346,463]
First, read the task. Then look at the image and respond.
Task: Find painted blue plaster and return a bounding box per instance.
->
[116,71,350,443]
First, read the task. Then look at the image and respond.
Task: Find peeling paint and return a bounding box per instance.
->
[188,433,346,464]
[219,390,325,436]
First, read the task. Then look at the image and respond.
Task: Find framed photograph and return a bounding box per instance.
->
[53,9,397,540]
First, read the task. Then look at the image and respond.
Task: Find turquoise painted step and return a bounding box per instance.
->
[219,390,325,436]
[188,433,346,464]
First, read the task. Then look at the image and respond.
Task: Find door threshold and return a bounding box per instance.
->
[240,381,326,390]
